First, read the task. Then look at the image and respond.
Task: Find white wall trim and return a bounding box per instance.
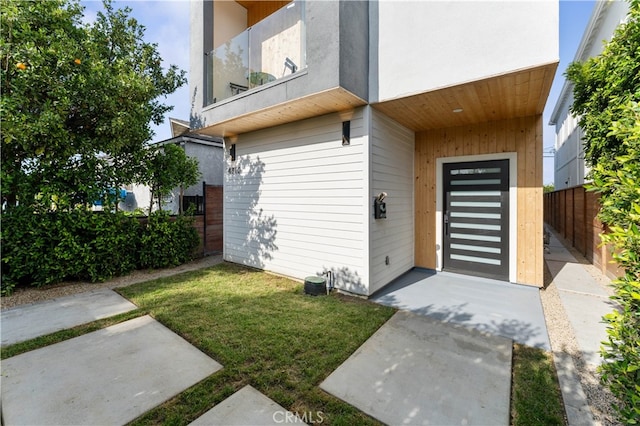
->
[435,152,518,283]
[362,106,372,292]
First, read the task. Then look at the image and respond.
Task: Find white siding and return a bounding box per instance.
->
[224,109,369,295]
[369,109,415,294]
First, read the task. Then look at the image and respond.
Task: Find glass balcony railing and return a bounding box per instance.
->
[205,1,306,106]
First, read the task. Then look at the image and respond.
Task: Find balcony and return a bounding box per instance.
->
[205,1,306,106]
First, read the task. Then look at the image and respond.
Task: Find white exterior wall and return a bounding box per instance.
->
[550,0,629,190]
[553,102,586,189]
[374,1,558,101]
[184,143,224,194]
[224,108,370,295]
[368,109,415,294]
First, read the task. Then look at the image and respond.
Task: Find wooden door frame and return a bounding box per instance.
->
[435,152,517,283]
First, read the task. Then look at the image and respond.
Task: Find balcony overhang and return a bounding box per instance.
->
[372,62,558,132]
[195,87,367,138]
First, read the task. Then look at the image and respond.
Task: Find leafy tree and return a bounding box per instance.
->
[567,0,640,168]
[1,0,186,210]
[567,1,640,422]
[144,143,200,212]
[543,183,555,193]
[0,1,202,294]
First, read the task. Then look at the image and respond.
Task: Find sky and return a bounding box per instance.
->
[81,0,598,185]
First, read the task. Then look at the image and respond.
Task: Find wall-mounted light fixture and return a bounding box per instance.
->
[230,143,236,162]
[342,121,351,146]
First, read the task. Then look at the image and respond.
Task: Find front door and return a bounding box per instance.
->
[443,160,509,280]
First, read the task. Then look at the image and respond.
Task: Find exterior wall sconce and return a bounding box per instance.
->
[230,143,236,161]
[342,121,350,146]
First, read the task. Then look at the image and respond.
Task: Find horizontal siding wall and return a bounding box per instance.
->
[369,109,415,294]
[415,115,543,286]
[224,109,369,295]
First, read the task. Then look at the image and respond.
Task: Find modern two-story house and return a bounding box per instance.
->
[189,0,559,296]
[549,0,629,190]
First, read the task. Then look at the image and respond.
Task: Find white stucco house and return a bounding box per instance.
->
[549,0,630,190]
[188,0,559,296]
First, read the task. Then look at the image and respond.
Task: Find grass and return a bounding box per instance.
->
[118,262,395,425]
[1,262,567,425]
[511,344,567,425]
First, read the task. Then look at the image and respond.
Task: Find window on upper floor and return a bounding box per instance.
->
[205,1,306,106]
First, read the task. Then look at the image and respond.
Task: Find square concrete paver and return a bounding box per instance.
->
[1,289,137,346]
[191,385,297,425]
[321,311,513,425]
[1,315,222,425]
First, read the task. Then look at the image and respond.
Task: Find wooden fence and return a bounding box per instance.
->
[193,184,223,255]
[543,185,621,279]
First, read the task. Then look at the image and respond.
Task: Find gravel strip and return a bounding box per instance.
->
[1,254,223,310]
[541,255,622,426]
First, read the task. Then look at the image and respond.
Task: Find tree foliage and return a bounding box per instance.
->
[0,0,186,210]
[0,0,202,295]
[567,0,640,168]
[567,1,640,422]
[144,144,200,212]
[592,101,640,424]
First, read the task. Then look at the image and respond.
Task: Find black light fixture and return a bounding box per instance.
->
[230,143,236,161]
[342,121,350,146]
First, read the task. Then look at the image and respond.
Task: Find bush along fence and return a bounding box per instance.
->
[543,185,622,279]
[0,209,200,296]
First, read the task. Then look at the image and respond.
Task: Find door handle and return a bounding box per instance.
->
[444,212,449,236]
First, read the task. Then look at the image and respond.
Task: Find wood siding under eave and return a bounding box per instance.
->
[237,1,291,27]
[414,115,543,287]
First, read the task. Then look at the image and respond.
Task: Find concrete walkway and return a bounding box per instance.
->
[1,288,137,346]
[2,315,222,425]
[321,310,513,425]
[545,231,615,367]
[190,385,297,425]
[544,229,617,426]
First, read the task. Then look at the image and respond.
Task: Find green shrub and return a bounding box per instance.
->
[138,211,199,269]
[589,101,640,424]
[81,211,141,282]
[1,208,200,295]
[1,209,141,294]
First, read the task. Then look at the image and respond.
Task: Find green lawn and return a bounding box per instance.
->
[1,262,567,425]
[118,262,395,425]
[511,344,567,426]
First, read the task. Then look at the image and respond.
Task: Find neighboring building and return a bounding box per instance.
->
[189,0,558,295]
[123,128,224,214]
[549,1,630,190]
